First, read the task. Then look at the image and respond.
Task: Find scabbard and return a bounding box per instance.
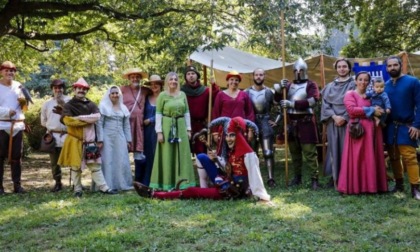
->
[8,121,15,164]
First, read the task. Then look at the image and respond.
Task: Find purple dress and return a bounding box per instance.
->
[338,91,388,194]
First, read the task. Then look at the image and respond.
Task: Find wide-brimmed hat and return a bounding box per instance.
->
[226,70,242,82]
[145,74,164,85]
[123,68,149,80]
[72,77,90,90]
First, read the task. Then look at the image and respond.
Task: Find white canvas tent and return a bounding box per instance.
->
[189,46,290,89]
[189,46,420,89]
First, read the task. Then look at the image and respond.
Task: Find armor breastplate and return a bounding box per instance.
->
[287,82,313,114]
[248,88,271,114]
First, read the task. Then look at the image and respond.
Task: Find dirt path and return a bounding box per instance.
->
[1,152,127,193]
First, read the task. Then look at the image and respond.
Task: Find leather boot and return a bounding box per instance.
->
[311,178,319,190]
[411,184,420,200]
[13,182,25,194]
[390,178,404,193]
[289,175,302,186]
[50,180,63,192]
[133,181,153,198]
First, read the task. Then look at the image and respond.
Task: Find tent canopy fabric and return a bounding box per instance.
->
[189,46,420,89]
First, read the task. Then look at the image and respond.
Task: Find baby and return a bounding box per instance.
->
[364,77,391,126]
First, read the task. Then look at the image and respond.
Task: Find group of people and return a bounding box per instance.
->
[0,55,419,202]
[321,56,420,200]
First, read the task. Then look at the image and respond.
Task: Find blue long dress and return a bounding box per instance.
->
[97,110,133,190]
[142,97,157,186]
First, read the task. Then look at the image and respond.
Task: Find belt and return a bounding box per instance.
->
[393,120,412,126]
[163,115,184,119]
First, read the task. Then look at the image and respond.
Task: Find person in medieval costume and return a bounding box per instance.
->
[58,78,117,197]
[120,68,150,183]
[0,61,28,194]
[384,56,420,200]
[274,58,321,190]
[245,68,280,188]
[97,86,133,191]
[180,65,220,187]
[41,79,71,192]
[134,116,271,204]
[320,58,355,187]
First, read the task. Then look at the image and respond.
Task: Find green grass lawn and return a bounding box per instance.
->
[0,152,419,251]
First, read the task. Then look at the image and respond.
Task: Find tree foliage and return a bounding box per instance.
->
[234,0,332,61]
[0,0,243,86]
[319,0,420,57]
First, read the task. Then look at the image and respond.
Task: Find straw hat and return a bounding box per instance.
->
[72,77,90,90]
[123,68,148,80]
[145,74,164,85]
[226,70,242,82]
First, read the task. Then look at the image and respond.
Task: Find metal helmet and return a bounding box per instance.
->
[293,57,308,81]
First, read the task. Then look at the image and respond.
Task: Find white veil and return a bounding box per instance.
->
[99,86,130,117]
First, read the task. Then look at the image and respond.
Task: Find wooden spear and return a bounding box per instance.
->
[207,59,214,144]
[280,9,289,187]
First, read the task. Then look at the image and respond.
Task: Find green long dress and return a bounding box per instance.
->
[149,91,196,190]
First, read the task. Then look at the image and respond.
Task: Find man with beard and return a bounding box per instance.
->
[180,66,219,187]
[133,116,271,204]
[320,59,355,188]
[58,78,117,197]
[245,68,280,187]
[120,68,149,183]
[275,58,320,190]
[41,79,71,192]
[384,56,420,200]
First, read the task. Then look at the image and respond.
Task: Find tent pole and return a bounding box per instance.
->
[320,54,327,175]
[401,51,408,74]
[281,9,289,187]
[203,65,208,86]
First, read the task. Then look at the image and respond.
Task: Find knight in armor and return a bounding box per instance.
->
[274,58,320,190]
[245,68,280,188]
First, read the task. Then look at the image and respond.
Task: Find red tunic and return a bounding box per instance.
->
[183,83,219,154]
[212,91,255,121]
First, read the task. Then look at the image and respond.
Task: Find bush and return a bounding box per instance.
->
[23,87,108,154]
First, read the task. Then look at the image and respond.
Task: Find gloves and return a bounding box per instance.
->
[52,105,63,115]
[280,79,288,88]
[274,79,289,93]
[280,100,294,108]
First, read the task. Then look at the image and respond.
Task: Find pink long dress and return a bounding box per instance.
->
[337,91,388,194]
